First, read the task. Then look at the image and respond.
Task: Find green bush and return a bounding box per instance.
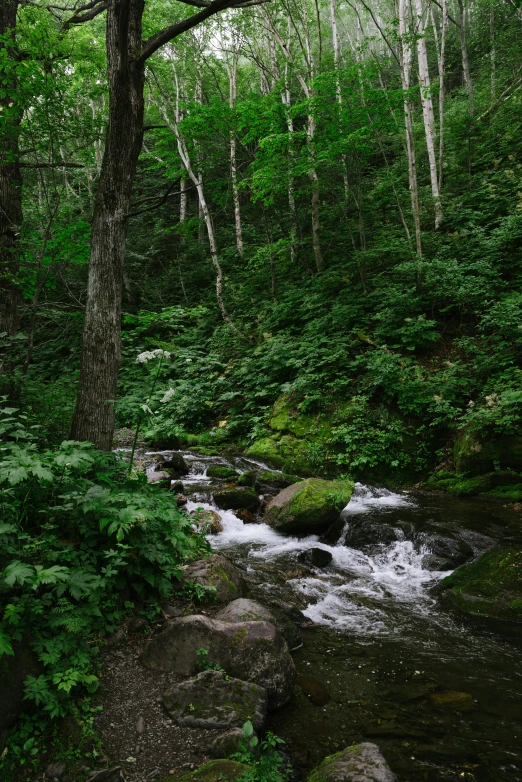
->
[0,403,208,771]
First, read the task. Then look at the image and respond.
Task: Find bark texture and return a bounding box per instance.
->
[71,0,145,448]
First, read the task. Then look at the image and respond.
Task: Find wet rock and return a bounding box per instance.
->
[183,554,247,603]
[158,453,190,477]
[214,486,261,512]
[307,742,395,782]
[429,690,475,712]
[267,600,312,628]
[177,495,188,507]
[209,727,249,758]
[440,546,522,623]
[190,509,223,533]
[45,761,67,779]
[265,479,354,534]
[237,471,260,488]
[140,614,296,709]
[162,670,267,730]
[206,465,239,480]
[343,519,406,550]
[454,429,522,475]
[298,548,333,568]
[0,639,40,732]
[419,534,473,571]
[161,760,249,782]
[172,481,185,494]
[216,599,302,651]
[297,675,331,706]
[235,509,258,524]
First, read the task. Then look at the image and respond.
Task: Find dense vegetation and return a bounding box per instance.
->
[1,0,522,771]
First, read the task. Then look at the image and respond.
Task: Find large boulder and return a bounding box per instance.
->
[307,743,395,782]
[215,598,302,650]
[214,487,261,512]
[183,554,247,604]
[140,614,296,709]
[157,453,190,477]
[440,547,522,623]
[265,479,354,534]
[161,760,249,782]
[162,670,267,730]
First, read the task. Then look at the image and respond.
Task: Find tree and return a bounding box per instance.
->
[68,0,265,450]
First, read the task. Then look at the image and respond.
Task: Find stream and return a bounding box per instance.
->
[141,448,522,782]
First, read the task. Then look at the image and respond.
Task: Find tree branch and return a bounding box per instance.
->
[62,0,107,29]
[137,0,267,64]
[126,179,198,217]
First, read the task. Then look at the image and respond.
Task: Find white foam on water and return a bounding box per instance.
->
[189,481,450,636]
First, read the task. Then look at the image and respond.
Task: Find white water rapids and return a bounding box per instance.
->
[172,452,453,636]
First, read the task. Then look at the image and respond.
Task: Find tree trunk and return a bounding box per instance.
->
[225,52,244,257]
[71,0,145,449]
[413,0,442,228]
[457,0,474,116]
[0,0,22,377]
[398,0,422,258]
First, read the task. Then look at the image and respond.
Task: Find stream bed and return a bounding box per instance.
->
[143,448,522,782]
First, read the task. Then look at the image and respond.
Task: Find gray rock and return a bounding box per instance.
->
[190,509,223,534]
[162,670,267,730]
[214,487,261,512]
[419,534,473,571]
[307,743,395,782]
[147,470,171,487]
[183,554,247,603]
[86,768,126,782]
[158,453,190,476]
[140,614,296,710]
[209,727,250,758]
[45,761,67,779]
[298,548,333,568]
[216,598,301,651]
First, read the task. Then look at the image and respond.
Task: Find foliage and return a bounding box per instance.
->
[0,405,208,771]
[231,721,289,782]
[195,648,226,674]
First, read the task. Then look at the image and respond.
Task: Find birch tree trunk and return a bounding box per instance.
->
[0,0,22,366]
[281,58,298,267]
[433,0,448,187]
[457,0,475,116]
[398,0,422,257]
[225,49,244,257]
[413,0,442,228]
[157,74,238,332]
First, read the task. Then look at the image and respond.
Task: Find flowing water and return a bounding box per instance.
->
[140,448,522,781]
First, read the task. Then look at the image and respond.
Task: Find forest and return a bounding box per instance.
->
[1,0,522,777]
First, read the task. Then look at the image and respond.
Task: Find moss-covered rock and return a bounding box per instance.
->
[454,430,522,475]
[307,742,395,782]
[207,465,239,480]
[161,759,249,782]
[215,598,302,650]
[214,486,260,512]
[140,614,296,710]
[183,554,247,603]
[162,670,267,730]
[441,547,522,623]
[245,435,315,476]
[424,469,522,499]
[265,478,354,534]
